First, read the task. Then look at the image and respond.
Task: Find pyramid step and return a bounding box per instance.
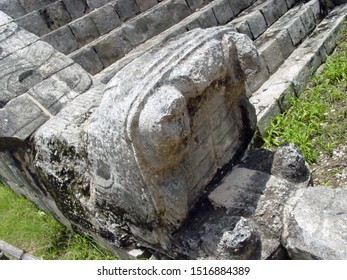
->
[95,0,258,82]
[68,0,228,75]
[250,3,347,136]
[0,0,58,19]
[244,0,323,93]
[228,0,297,41]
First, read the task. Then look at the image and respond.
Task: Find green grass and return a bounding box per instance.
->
[0,182,117,260]
[263,24,347,163]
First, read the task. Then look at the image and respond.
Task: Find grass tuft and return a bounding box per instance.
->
[263,25,347,164]
[0,183,117,260]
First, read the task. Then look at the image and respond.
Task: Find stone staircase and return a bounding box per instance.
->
[1,0,346,143]
[0,0,347,143]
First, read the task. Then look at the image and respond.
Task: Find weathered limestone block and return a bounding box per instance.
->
[0,22,38,59]
[0,0,25,18]
[257,0,281,27]
[283,187,347,259]
[18,0,57,14]
[186,0,205,11]
[0,39,73,108]
[91,5,121,35]
[259,39,285,75]
[63,0,90,19]
[87,27,259,242]
[212,0,235,25]
[87,0,113,10]
[15,11,51,37]
[242,11,267,40]
[113,0,139,21]
[166,0,192,23]
[39,1,71,30]
[42,25,78,54]
[0,11,12,27]
[135,0,158,12]
[0,94,49,146]
[70,16,99,47]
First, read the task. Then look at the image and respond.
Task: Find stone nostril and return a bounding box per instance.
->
[18,69,34,83]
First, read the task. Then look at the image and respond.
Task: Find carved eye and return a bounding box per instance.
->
[138,85,190,148]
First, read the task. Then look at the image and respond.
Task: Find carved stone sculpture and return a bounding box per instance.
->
[87,27,259,245]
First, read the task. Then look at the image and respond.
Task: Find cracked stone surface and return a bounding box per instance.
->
[283,186,347,259]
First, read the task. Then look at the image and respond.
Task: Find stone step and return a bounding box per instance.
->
[14,1,166,47]
[250,3,347,136]
[228,0,295,40]
[243,0,324,93]
[67,0,217,75]
[12,1,117,37]
[0,0,58,19]
[95,0,258,82]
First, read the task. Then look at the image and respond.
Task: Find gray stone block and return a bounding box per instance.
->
[0,40,71,106]
[0,22,38,59]
[276,29,295,59]
[246,11,267,39]
[247,55,270,93]
[91,5,121,35]
[283,187,347,259]
[122,16,151,46]
[27,76,73,115]
[70,16,99,47]
[42,26,78,54]
[259,39,285,74]
[185,18,201,30]
[186,0,205,11]
[259,0,280,26]
[87,0,113,10]
[15,10,50,37]
[286,16,306,46]
[39,1,72,30]
[54,63,94,94]
[197,9,218,28]
[113,0,139,21]
[166,0,192,23]
[36,48,74,79]
[228,0,256,16]
[18,0,57,14]
[63,0,90,19]
[0,94,49,140]
[309,0,323,23]
[0,0,25,18]
[145,5,176,36]
[212,0,235,25]
[274,0,288,16]
[233,20,252,39]
[135,0,158,12]
[94,29,132,68]
[0,11,12,27]
[299,7,316,34]
[285,0,296,9]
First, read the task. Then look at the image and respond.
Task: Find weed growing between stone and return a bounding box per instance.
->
[0,182,117,260]
[263,23,347,165]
